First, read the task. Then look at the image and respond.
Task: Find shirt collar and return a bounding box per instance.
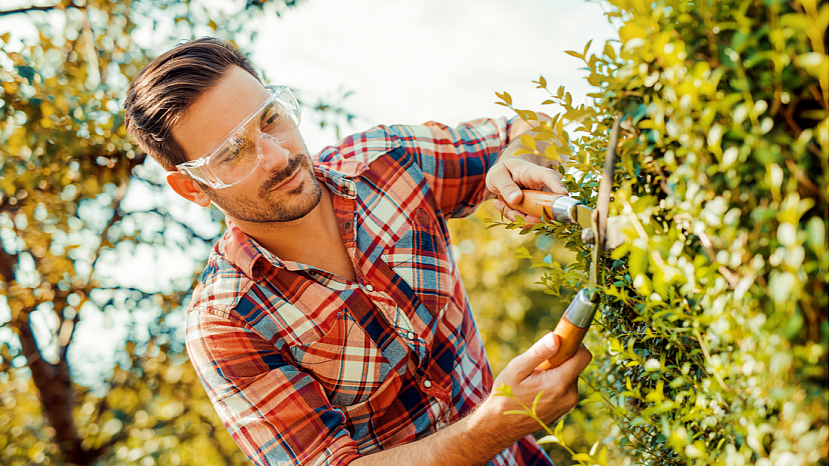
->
[216,165,359,280]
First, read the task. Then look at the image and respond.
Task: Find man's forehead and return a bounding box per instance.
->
[173,68,268,160]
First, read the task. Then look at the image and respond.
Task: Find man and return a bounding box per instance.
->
[124,37,591,466]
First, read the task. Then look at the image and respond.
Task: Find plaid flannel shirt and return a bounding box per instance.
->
[185,117,554,466]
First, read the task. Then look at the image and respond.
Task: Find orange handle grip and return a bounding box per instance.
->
[499,190,565,219]
[536,316,589,370]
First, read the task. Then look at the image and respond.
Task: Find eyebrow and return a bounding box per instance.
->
[259,101,277,124]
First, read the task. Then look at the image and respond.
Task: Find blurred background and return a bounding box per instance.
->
[0,0,615,464]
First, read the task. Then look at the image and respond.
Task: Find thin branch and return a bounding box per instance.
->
[0,5,61,17]
[693,329,732,393]
[784,159,822,196]
[0,243,16,285]
[652,163,671,195]
[84,182,128,288]
[696,230,740,289]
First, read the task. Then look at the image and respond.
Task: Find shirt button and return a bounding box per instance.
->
[365,284,374,292]
[309,270,317,275]
[344,221,352,229]
[423,380,433,388]
[407,331,416,340]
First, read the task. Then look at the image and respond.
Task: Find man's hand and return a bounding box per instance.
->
[477,332,592,444]
[486,128,568,224]
[350,332,592,466]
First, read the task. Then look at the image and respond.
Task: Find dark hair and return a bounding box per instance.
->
[124,37,261,171]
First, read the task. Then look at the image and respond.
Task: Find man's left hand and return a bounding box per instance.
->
[487,156,567,224]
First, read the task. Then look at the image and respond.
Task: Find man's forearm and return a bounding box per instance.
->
[350,397,518,466]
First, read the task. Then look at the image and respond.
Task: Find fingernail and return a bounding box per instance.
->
[507,191,521,204]
[544,333,557,351]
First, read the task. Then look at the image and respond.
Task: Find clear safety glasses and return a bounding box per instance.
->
[175,85,302,189]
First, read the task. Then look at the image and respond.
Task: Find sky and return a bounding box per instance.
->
[249,0,617,152]
[2,0,618,385]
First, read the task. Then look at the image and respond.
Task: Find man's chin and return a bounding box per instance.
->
[205,167,322,224]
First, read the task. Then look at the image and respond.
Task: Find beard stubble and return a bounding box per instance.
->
[204,155,323,224]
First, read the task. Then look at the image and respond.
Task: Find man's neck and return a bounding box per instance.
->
[230,185,357,281]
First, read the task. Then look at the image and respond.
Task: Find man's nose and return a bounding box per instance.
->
[257,135,291,172]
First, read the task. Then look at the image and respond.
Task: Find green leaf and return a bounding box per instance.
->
[514,247,532,260]
[520,134,537,151]
[628,239,647,277]
[572,453,595,462]
[596,446,608,465]
[553,419,564,439]
[537,435,560,444]
[532,390,544,414]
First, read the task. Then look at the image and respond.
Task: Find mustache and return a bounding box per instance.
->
[258,155,309,196]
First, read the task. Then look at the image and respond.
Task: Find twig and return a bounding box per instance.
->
[0,5,61,17]
[693,329,732,392]
[696,230,739,289]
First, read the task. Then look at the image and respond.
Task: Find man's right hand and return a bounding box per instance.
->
[350,332,592,466]
[477,332,593,444]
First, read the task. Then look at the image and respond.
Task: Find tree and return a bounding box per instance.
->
[490,0,829,464]
[0,1,327,464]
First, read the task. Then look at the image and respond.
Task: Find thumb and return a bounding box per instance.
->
[501,183,523,205]
[513,332,559,379]
[487,162,523,204]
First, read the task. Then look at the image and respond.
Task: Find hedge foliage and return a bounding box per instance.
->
[497,0,829,464]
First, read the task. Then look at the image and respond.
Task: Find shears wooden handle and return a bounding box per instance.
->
[536,289,597,370]
[499,191,593,228]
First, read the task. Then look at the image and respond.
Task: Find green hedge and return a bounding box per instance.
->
[498,0,829,464]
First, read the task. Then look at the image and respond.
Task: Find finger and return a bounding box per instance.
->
[539,344,593,382]
[487,163,523,205]
[493,199,544,226]
[509,161,567,196]
[493,200,517,221]
[492,199,507,213]
[509,332,560,380]
[527,167,567,196]
[494,199,532,224]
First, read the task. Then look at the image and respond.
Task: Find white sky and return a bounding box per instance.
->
[250,0,617,152]
[1,0,618,385]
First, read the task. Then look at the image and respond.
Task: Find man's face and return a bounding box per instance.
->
[172,66,322,223]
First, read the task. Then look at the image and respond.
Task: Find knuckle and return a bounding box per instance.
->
[564,389,579,409]
[501,357,522,378]
[528,341,549,360]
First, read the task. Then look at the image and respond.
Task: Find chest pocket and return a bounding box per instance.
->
[289,309,392,407]
[382,207,453,315]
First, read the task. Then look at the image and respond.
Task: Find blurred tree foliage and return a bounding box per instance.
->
[0,1,334,464]
[487,0,829,465]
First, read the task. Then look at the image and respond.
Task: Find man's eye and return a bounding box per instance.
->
[217,151,242,165]
[263,110,279,127]
[219,134,253,164]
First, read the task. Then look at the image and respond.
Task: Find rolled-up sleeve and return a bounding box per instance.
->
[384,117,518,218]
[185,308,362,466]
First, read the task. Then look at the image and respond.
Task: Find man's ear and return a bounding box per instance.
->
[166,171,212,208]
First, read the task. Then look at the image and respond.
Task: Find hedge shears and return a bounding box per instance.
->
[501,117,622,370]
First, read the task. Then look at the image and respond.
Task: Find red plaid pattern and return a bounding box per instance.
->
[185,118,554,466]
